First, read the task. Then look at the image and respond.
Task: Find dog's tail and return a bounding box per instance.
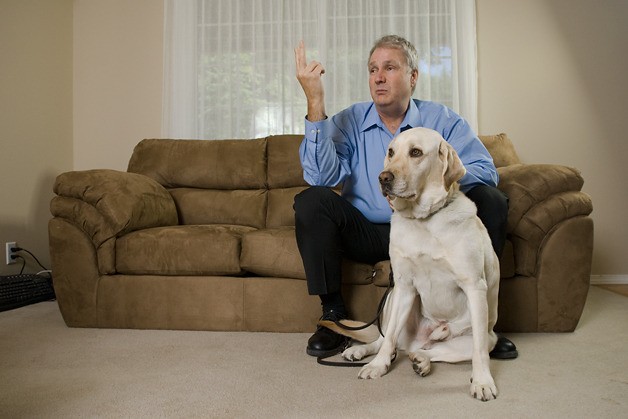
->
[318,319,381,344]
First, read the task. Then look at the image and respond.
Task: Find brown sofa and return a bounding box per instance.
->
[48,134,593,333]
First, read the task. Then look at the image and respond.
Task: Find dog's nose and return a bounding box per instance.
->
[379,171,394,185]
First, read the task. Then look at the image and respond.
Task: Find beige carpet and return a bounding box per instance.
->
[1,286,627,418]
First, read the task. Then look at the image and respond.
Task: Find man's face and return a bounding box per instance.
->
[368,47,417,111]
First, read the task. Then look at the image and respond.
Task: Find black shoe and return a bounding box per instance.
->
[306,310,349,358]
[490,335,518,359]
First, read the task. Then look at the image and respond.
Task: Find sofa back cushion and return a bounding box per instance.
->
[128,138,267,189]
[266,135,308,228]
[479,133,521,168]
[169,188,267,228]
[128,138,268,228]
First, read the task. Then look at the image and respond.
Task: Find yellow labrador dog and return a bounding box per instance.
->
[322,127,500,401]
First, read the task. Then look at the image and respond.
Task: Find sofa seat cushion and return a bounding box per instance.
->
[116,224,256,275]
[240,227,377,285]
[240,227,305,279]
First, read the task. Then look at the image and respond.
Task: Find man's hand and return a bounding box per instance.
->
[294,40,327,122]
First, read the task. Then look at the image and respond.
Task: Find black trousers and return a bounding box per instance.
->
[294,185,508,296]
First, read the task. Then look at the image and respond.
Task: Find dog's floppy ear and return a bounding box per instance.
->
[440,140,466,190]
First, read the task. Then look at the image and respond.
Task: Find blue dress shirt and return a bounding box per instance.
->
[299,99,498,224]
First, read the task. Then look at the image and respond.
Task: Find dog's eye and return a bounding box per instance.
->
[388,148,394,158]
[410,148,423,158]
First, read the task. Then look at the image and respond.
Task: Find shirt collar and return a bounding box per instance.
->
[360,99,422,135]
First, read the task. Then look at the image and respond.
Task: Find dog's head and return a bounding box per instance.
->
[379,127,466,218]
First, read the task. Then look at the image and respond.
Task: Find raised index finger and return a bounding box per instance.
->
[294,40,306,70]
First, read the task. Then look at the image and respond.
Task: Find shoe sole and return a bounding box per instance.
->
[489,349,519,360]
[306,339,348,358]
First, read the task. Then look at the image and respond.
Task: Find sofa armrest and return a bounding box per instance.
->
[51,169,178,273]
[497,164,593,276]
[498,164,585,229]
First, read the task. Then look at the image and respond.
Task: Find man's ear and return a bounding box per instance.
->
[439,140,466,190]
[410,69,419,89]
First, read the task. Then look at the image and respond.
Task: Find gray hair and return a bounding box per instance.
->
[368,35,419,73]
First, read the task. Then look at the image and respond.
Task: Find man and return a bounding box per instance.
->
[293,35,517,359]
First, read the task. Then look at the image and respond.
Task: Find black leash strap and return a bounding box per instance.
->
[317,348,397,367]
[333,268,394,337]
[316,269,395,367]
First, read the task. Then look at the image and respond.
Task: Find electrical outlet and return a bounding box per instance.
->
[5,242,17,265]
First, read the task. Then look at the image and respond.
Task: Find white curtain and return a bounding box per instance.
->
[163,0,478,139]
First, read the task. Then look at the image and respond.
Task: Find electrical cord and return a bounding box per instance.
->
[13,246,49,271]
[13,255,27,274]
[9,246,50,276]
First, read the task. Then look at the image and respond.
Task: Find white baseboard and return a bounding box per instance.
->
[590,275,628,285]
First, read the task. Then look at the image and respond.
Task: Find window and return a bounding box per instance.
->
[163,0,478,139]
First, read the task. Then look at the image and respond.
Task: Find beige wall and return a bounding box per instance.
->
[73,0,164,171]
[2,0,626,277]
[0,0,73,275]
[477,0,628,275]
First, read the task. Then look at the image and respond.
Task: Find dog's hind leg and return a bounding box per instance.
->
[416,335,474,363]
[408,351,432,377]
[408,336,473,378]
[428,322,451,341]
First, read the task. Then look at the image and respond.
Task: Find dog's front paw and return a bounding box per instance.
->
[469,377,498,401]
[342,345,369,361]
[358,359,390,379]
